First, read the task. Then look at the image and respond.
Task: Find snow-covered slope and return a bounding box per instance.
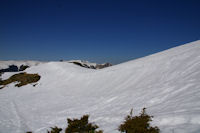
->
[0,40,200,133]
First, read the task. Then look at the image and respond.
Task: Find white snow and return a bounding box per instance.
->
[0,40,200,133]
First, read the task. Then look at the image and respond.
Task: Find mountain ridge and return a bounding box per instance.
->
[0,40,200,133]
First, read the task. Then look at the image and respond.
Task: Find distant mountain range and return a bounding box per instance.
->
[0,60,112,73]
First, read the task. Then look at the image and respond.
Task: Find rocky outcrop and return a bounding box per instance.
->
[19,65,29,71]
[95,63,112,69]
[0,65,29,73]
[68,60,112,69]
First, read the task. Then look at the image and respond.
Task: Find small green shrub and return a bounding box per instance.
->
[0,72,40,88]
[47,126,62,133]
[118,108,160,133]
[65,115,103,133]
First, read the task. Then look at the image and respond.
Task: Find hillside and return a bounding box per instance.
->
[0,40,200,133]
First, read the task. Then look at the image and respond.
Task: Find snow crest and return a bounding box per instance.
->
[0,40,200,133]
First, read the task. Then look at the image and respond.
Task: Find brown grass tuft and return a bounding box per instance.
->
[0,72,40,88]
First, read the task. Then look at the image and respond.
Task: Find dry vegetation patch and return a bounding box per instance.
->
[0,72,40,88]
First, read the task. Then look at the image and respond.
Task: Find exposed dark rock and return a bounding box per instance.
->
[90,65,96,69]
[0,65,30,73]
[95,63,112,69]
[19,65,29,71]
[0,65,18,73]
[0,72,2,80]
[72,62,87,68]
[69,61,112,69]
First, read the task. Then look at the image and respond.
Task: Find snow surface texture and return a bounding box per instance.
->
[0,40,200,133]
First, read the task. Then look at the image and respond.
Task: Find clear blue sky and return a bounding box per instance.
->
[1,0,200,64]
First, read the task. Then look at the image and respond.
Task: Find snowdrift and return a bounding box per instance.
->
[0,40,200,133]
